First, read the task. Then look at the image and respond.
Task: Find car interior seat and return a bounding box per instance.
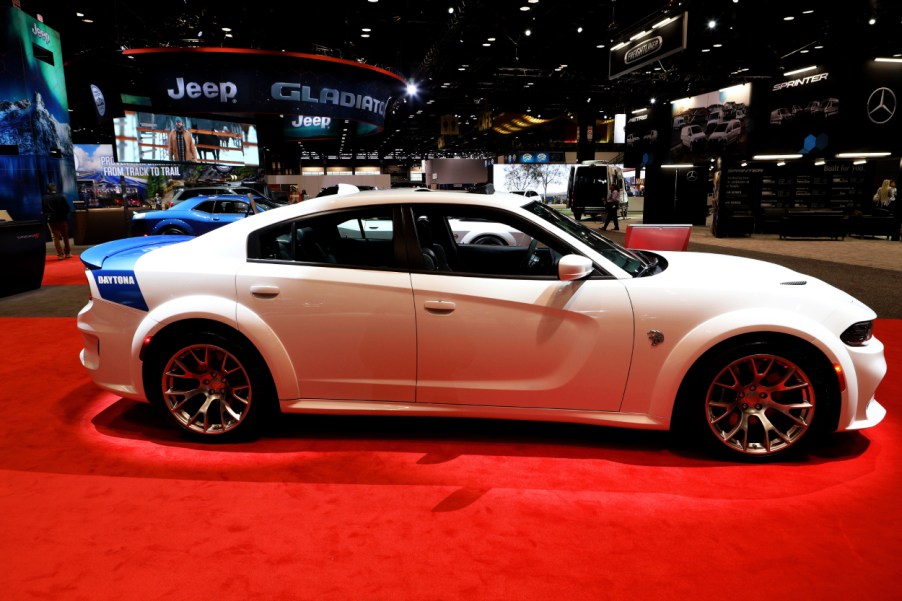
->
[295,226,337,264]
[415,217,451,271]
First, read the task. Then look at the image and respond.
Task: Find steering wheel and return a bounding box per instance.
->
[521,238,540,272]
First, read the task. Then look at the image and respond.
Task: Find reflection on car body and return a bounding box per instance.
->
[78,188,887,462]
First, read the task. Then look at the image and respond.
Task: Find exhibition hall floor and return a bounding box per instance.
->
[1,229,900,600]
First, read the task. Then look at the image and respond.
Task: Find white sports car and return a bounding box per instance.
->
[76,188,887,460]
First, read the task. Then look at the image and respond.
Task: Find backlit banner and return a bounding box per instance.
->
[124,48,406,133]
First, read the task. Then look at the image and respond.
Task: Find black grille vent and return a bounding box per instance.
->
[781,281,807,286]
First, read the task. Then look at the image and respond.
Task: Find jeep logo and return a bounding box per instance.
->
[32,23,50,44]
[167,77,238,104]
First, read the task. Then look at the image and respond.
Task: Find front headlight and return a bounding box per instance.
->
[841,320,873,346]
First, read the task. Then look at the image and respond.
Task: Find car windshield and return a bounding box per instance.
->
[524,202,650,276]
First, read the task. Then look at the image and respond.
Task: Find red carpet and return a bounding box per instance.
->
[1,318,899,600]
[41,254,85,286]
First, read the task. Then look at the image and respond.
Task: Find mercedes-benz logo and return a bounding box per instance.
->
[685,170,698,182]
[867,87,896,124]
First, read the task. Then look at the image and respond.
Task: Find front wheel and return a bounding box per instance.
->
[572,211,582,221]
[676,340,835,460]
[144,330,275,441]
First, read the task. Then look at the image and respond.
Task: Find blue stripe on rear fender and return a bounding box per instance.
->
[94,270,148,311]
[81,236,188,311]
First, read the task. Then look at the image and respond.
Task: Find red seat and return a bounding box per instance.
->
[623,224,692,251]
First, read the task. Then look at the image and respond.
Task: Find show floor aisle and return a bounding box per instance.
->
[0,317,899,600]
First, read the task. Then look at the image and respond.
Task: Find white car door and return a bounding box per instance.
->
[411,272,633,411]
[411,209,633,411]
[236,209,417,402]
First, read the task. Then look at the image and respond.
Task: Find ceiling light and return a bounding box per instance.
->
[836,152,891,158]
[525,29,532,36]
[577,26,583,33]
[707,20,716,29]
[652,17,675,29]
[784,65,817,76]
[875,57,902,63]
[753,154,802,160]
[853,159,867,165]
[661,164,695,169]
[777,161,786,166]
[221,27,232,32]
[814,159,826,165]
[783,16,794,21]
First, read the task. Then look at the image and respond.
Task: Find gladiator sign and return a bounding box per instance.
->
[125,47,406,130]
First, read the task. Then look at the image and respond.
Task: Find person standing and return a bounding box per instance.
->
[601,183,621,231]
[42,183,71,259]
[167,118,198,162]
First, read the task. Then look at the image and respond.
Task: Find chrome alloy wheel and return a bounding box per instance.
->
[705,354,815,455]
[161,343,252,435]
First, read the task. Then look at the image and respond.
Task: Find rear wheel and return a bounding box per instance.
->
[677,340,834,460]
[572,210,582,221]
[144,330,275,441]
[159,226,188,235]
[471,234,507,246]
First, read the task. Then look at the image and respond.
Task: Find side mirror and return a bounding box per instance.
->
[558,254,594,281]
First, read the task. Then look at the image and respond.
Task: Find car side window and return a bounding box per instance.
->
[216,200,248,214]
[194,200,216,214]
[412,205,572,278]
[250,207,401,269]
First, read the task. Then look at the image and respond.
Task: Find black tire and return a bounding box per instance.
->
[160,226,188,235]
[471,234,508,246]
[573,211,582,221]
[144,329,276,441]
[675,339,836,461]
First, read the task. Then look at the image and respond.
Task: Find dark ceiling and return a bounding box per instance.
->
[24,0,902,162]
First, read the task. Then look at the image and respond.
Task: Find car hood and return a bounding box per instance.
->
[649,251,865,308]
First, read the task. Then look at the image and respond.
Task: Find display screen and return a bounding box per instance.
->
[112,110,260,166]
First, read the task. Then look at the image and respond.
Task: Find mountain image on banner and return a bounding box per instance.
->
[0,91,72,156]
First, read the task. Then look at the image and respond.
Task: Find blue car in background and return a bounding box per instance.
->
[130,194,271,237]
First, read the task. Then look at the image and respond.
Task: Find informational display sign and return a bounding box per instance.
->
[609,12,688,80]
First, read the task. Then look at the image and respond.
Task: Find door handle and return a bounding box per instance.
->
[424,300,456,313]
[250,284,280,297]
